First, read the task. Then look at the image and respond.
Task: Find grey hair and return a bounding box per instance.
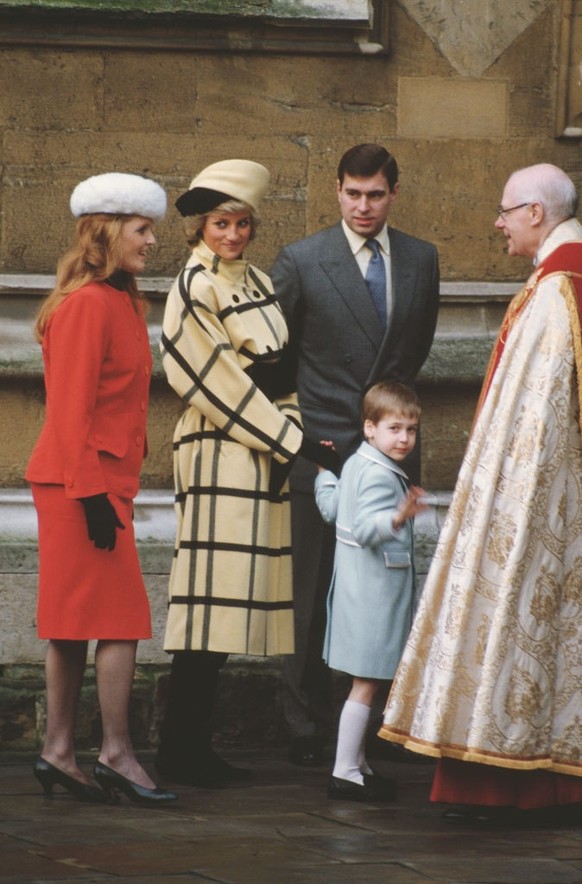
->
[183,199,259,246]
[508,163,578,226]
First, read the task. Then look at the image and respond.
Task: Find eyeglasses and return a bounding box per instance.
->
[496,202,530,220]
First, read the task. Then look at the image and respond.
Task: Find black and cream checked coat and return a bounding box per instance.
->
[161,240,303,655]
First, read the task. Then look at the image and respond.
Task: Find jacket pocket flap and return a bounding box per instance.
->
[90,414,129,458]
[383,551,412,569]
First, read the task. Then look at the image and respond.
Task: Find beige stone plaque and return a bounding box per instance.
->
[399,0,553,77]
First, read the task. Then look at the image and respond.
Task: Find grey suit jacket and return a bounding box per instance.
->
[271,222,439,490]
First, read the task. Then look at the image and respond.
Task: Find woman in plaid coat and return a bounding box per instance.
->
[156,160,337,788]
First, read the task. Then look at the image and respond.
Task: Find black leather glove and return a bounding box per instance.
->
[245,346,298,402]
[299,437,340,475]
[80,493,124,551]
[268,458,295,499]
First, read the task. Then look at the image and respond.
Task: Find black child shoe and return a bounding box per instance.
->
[327,774,397,803]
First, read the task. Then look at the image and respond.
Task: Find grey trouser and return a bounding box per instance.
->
[281,490,336,740]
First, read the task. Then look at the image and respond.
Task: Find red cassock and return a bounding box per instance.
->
[26,282,153,640]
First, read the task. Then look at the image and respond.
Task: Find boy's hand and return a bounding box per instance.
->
[392,486,428,530]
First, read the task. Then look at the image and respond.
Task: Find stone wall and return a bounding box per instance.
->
[0,488,450,750]
[2,0,578,490]
[1,1,576,284]
[1,0,581,749]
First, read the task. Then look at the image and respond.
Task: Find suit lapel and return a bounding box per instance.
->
[319,225,383,347]
[389,229,415,331]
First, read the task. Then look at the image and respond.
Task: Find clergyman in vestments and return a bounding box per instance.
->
[379,163,582,822]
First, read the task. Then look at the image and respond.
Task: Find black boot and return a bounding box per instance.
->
[155,651,248,788]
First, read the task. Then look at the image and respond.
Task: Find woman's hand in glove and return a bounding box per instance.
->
[80,493,124,551]
[299,437,340,475]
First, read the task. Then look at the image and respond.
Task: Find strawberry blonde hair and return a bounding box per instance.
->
[35,213,146,341]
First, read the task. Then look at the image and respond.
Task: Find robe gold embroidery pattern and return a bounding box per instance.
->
[380,220,582,777]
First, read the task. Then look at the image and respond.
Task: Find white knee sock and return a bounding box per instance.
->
[332,700,371,785]
[359,746,374,776]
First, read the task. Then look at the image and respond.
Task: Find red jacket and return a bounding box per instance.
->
[26,281,152,500]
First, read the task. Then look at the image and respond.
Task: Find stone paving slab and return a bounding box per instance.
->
[1,752,582,883]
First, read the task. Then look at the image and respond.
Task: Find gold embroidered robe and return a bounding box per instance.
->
[380,219,582,777]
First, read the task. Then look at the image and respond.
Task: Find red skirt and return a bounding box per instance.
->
[32,484,152,640]
[431,758,582,809]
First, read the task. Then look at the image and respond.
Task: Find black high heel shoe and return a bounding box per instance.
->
[93,761,178,806]
[33,756,109,803]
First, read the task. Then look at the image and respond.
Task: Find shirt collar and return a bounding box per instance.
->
[341,220,390,257]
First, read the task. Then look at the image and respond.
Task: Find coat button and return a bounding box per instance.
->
[233,294,240,303]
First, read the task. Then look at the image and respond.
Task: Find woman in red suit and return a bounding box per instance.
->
[26,172,176,806]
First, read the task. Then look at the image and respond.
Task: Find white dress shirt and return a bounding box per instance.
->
[341,220,392,322]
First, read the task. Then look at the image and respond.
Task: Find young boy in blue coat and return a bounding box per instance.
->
[315,381,427,802]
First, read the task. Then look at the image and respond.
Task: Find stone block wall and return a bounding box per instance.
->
[0,489,449,751]
[1,0,580,491]
[1,2,578,285]
[1,0,581,749]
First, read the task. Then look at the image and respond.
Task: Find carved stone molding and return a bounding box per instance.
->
[0,0,388,55]
[0,274,518,386]
[0,487,450,664]
[556,0,582,137]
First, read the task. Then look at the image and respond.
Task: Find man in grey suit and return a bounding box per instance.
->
[271,143,440,766]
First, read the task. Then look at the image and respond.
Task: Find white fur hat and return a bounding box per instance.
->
[70,172,167,220]
[175,159,270,217]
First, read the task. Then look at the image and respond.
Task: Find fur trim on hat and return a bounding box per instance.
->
[70,172,167,220]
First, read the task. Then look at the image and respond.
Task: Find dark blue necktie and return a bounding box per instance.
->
[364,239,387,328]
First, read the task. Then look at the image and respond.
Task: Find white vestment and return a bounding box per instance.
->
[380,219,582,777]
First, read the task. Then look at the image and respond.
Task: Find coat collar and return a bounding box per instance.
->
[355,440,410,481]
[190,238,249,283]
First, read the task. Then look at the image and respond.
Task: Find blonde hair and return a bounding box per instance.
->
[183,199,258,247]
[362,381,421,425]
[35,213,146,341]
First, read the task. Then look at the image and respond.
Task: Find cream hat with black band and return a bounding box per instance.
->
[70,172,167,220]
[175,159,270,217]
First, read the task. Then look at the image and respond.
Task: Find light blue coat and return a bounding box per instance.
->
[315,441,416,679]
